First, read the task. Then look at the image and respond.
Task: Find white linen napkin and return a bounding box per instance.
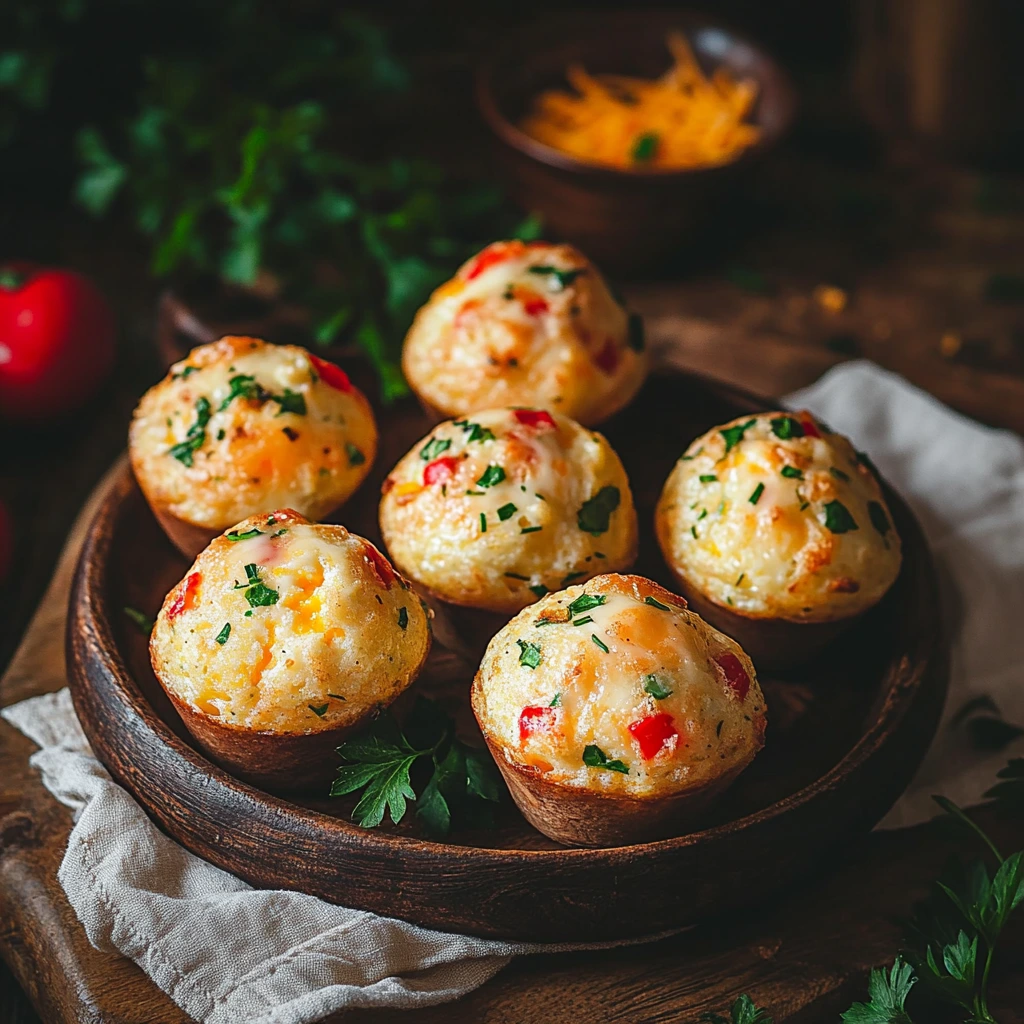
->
[3,360,1023,1022]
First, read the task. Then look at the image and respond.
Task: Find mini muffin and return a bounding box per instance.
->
[149,508,430,792]
[379,407,638,614]
[655,410,902,668]
[472,574,766,847]
[402,240,647,426]
[130,336,377,558]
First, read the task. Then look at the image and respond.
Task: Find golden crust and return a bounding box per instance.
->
[471,574,766,801]
[655,411,902,624]
[130,337,377,531]
[378,408,638,613]
[401,241,647,426]
[149,509,430,735]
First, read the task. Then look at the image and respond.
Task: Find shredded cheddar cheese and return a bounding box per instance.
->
[520,32,760,171]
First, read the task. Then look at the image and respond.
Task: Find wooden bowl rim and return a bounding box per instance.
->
[69,377,944,866]
[475,9,798,182]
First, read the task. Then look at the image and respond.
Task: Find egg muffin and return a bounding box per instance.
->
[655,410,902,668]
[401,240,647,426]
[130,336,377,558]
[150,509,431,792]
[472,574,766,846]
[379,407,637,614]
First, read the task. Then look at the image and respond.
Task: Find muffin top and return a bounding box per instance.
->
[401,240,647,426]
[130,336,377,529]
[150,509,430,733]
[472,574,766,798]
[379,407,637,612]
[656,411,902,623]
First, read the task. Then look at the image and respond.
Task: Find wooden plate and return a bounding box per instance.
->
[66,370,948,942]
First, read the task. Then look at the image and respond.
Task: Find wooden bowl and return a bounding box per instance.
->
[475,11,797,274]
[66,370,947,942]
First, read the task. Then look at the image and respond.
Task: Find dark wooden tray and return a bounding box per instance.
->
[65,369,948,942]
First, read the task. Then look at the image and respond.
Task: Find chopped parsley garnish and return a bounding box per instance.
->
[700,474,718,483]
[631,131,659,163]
[527,265,585,291]
[562,570,587,585]
[868,501,891,537]
[309,703,329,717]
[770,415,805,440]
[327,693,346,701]
[680,446,703,461]
[215,622,231,644]
[573,615,594,627]
[529,584,549,598]
[227,527,262,542]
[550,693,562,707]
[823,500,858,534]
[591,634,609,653]
[698,508,708,520]
[583,744,628,774]
[799,500,810,511]
[517,639,541,669]
[780,465,803,479]
[645,596,671,610]
[504,572,530,581]
[346,443,366,467]
[454,420,496,443]
[577,486,620,535]
[749,482,765,504]
[644,674,673,700]
[123,606,154,635]
[736,573,745,585]
[476,464,505,488]
[274,389,307,416]
[829,466,850,482]
[720,418,757,453]
[627,312,645,352]
[236,563,279,607]
[521,525,543,534]
[568,593,606,616]
[168,396,212,467]
[172,365,199,379]
[282,426,299,441]
[397,607,408,630]
[419,437,451,460]
[479,512,487,532]
[218,374,306,416]
[497,502,517,521]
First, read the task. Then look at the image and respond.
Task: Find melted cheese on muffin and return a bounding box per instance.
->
[472,574,765,797]
[130,336,377,529]
[655,411,902,623]
[401,240,647,426]
[379,408,637,612]
[150,509,430,733]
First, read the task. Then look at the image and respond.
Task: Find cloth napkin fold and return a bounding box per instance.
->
[3,360,1023,1022]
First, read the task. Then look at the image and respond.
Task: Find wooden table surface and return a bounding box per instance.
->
[2,156,1024,1021]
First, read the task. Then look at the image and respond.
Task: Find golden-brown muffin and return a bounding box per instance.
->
[379,407,638,613]
[472,574,766,846]
[401,240,647,426]
[655,410,902,666]
[150,509,430,791]
[130,336,377,557]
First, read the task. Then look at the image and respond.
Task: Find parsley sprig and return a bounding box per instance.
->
[331,698,500,836]
[698,994,773,1023]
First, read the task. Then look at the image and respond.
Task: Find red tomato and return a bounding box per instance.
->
[799,413,822,438]
[363,543,396,590]
[628,713,679,760]
[513,409,556,430]
[167,572,201,620]
[520,293,549,317]
[308,354,352,393]
[518,705,559,742]
[0,500,12,583]
[423,456,460,486]
[714,652,751,701]
[0,263,115,421]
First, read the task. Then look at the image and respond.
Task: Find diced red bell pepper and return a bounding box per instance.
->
[465,244,516,281]
[521,293,549,317]
[628,712,679,760]
[799,414,821,438]
[167,572,201,619]
[513,409,556,430]
[715,652,751,701]
[309,354,353,393]
[594,338,620,374]
[423,456,460,486]
[364,543,396,590]
[519,705,559,742]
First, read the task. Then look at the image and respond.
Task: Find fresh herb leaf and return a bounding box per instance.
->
[245,582,280,607]
[527,265,585,291]
[823,500,858,533]
[226,527,262,541]
[770,416,804,440]
[720,419,757,453]
[644,596,670,611]
[479,512,487,533]
[529,584,549,598]
[497,502,517,521]
[419,437,451,460]
[840,957,915,1023]
[572,615,594,627]
[830,466,850,482]
[275,388,307,416]
[700,474,718,483]
[631,131,659,163]
[309,703,329,717]
[780,465,803,479]
[644,674,673,699]
[218,374,266,411]
[699,993,774,1024]
[397,606,408,630]
[476,464,505,488]
[582,743,628,774]
[868,501,890,538]
[504,572,530,581]
[577,486,620,535]
[123,606,154,635]
[517,639,541,669]
[455,420,496,443]
[345,442,366,466]
[521,525,542,534]
[591,633,609,653]
[550,693,562,707]
[749,482,765,504]
[568,593,606,616]
[215,622,231,644]
[168,396,212,467]
[562,570,586,585]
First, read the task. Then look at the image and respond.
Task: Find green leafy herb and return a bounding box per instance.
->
[346,442,366,466]
[644,674,672,700]
[236,563,279,607]
[397,606,408,630]
[780,465,803,479]
[226,527,262,542]
[868,501,890,538]
[749,482,765,504]
[215,622,231,644]
[573,615,594,626]
[823,500,858,533]
[631,131,659,163]
[521,525,543,534]
[168,396,212,467]
[218,373,266,410]
[830,466,851,482]
[274,388,306,416]
[577,486,620,535]
[562,570,587,585]
[123,606,154,635]
[455,420,496,443]
[567,593,606,617]
[497,502,517,521]
[680,446,704,461]
[549,693,561,707]
[419,437,451,460]
[328,693,346,701]
[529,584,549,598]
[504,572,529,581]
[840,958,916,1023]
[591,634,609,653]
[582,743,628,774]
[736,573,745,585]
[331,697,500,835]
[699,993,774,1024]
[644,596,670,611]
[517,639,541,669]
[770,416,804,440]
[699,474,718,483]
[476,464,505,488]
[720,419,757,453]
[527,265,585,291]
[309,703,329,717]
[479,512,487,533]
